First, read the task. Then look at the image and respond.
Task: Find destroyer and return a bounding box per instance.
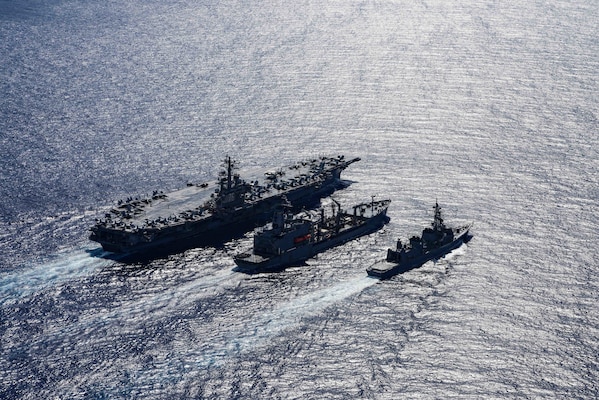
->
[90,155,360,257]
[234,197,391,273]
[367,202,471,279]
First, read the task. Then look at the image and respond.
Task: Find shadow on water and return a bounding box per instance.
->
[231,260,310,275]
[85,230,244,266]
[462,233,474,244]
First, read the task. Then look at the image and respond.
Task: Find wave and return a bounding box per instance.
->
[0,247,113,305]
[190,273,376,368]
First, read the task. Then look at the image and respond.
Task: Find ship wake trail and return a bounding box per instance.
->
[0,247,113,305]
[47,267,243,338]
[128,274,377,389]
[181,274,376,370]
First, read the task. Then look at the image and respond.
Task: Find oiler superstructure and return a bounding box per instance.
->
[89,155,360,258]
[234,197,391,273]
[367,202,471,279]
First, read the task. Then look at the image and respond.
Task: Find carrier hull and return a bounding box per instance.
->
[98,183,339,256]
[89,156,359,260]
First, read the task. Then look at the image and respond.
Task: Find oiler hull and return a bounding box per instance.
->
[367,230,471,280]
[235,212,390,273]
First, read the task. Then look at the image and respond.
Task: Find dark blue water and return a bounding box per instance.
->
[1,1,598,398]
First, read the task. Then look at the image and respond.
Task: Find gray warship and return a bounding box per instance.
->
[367,202,471,279]
[234,197,391,273]
[89,155,360,258]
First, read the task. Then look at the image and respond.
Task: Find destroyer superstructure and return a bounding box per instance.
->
[89,155,360,257]
[367,202,471,279]
[234,197,391,273]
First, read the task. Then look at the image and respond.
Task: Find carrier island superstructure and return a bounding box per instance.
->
[89,155,360,257]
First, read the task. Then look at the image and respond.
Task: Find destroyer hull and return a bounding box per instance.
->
[92,176,347,258]
[367,230,471,280]
[234,212,390,273]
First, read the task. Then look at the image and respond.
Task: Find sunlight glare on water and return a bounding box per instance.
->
[0,0,598,398]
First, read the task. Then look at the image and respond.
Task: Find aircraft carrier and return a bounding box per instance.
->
[89,155,360,258]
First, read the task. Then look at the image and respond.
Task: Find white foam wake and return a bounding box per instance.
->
[0,247,113,305]
[50,266,243,338]
[129,273,377,385]
[193,273,376,368]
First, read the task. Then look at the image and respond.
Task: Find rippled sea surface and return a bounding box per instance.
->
[1,1,598,398]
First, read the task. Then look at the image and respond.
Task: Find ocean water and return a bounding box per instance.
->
[1,0,598,398]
